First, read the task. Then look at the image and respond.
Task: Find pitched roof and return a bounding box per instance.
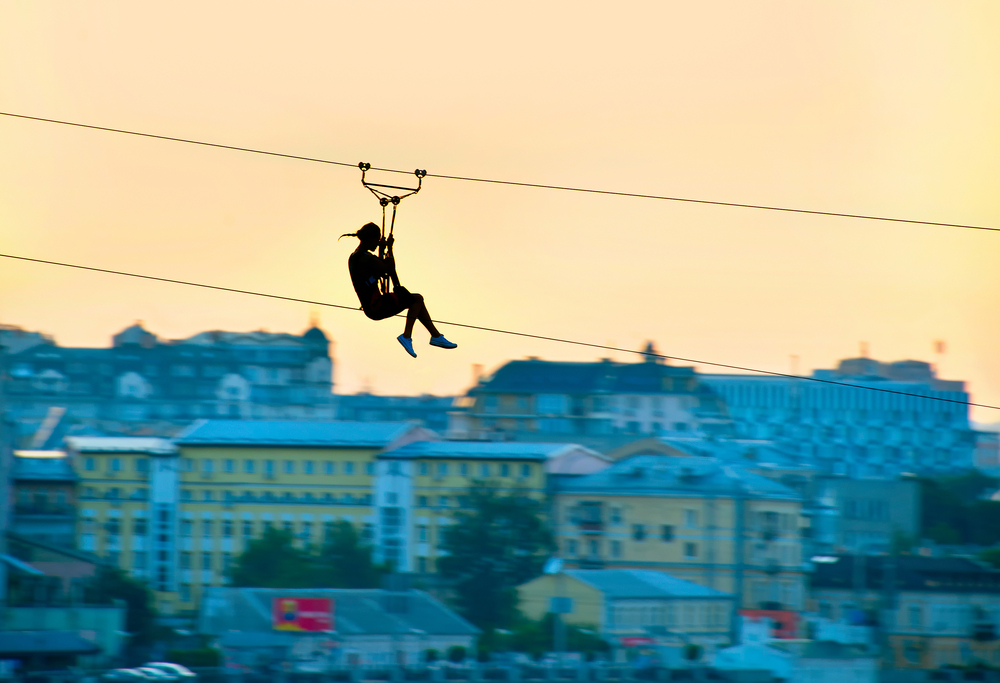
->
[65,436,177,455]
[199,588,479,637]
[566,569,731,599]
[175,420,429,449]
[381,441,578,461]
[477,359,697,395]
[554,454,801,501]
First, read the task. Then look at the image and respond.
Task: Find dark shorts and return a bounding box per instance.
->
[363,287,415,321]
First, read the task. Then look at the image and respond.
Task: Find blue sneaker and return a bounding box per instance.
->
[397,335,417,358]
[430,335,457,349]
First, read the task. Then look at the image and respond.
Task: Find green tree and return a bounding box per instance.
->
[84,565,157,648]
[438,484,555,630]
[314,521,387,588]
[978,547,1000,570]
[227,527,316,587]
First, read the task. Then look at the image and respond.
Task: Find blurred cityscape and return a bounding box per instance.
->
[2,321,999,681]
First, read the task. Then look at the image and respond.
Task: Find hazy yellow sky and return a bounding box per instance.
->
[2,2,999,420]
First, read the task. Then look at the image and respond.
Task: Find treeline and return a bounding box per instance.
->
[919,471,1000,547]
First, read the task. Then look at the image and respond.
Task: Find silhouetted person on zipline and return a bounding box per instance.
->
[342,222,457,358]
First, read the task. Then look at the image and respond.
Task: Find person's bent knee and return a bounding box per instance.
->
[412,293,424,303]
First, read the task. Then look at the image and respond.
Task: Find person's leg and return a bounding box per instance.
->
[402,293,441,339]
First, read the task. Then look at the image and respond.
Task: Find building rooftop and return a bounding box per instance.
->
[810,555,1000,593]
[381,441,586,461]
[175,420,433,449]
[11,452,78,482]
[555,454,801,500]
[566,569,731,599]
[476,358,699,395]
[199,587,479,637]
[65,436,178,455]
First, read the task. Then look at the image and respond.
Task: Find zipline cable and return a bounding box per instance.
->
[2,111,997,234]
[2,251,997,412]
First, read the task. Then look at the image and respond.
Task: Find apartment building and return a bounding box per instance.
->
[374,442,607,573]
[552,455,807,613]
[450,350,733,449]
[68,420,434,616]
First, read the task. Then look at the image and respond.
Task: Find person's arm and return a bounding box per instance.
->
[384,235,401,288]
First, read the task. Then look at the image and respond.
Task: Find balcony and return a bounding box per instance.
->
[577,520,604,534]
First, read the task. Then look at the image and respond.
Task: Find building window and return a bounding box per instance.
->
[417,557,427,573]
[418,526,428,543]
[84,457,95,471]
[366,462,375,475]
[223,520,233,537]
[611,540,622,558]
[632,524,646,541]
[223,553,233,570]
[500,463,510,477]
[183,458,194,472]
[180,552,191,569]
[110,458,121,472]
[203,459,214,473]
[203,490,213,502]
[304,461,314,475]
[264,460,275,475]
[244,459,255,474]
[202,521,213,538]
[224,459,235,473]
[417,496,428,507]
[284,460,294,474]
[459,463,468,477]
[479,464,490,477]
[181,489,192,501]
[684,510,699,528]
[520,464,531,478]
[611,508,622,525]
[136,458,149,472]
[344,462,355,475]
[437,463,448,477]
[567,539,578,556]
[661,525,675,542]
[133,519,148,536]
[283,521,294,533]
[133,552,147,569]
[419,463,429,476]
[909,605,922,628]
[180,584,191,602]
[438,496,449,508]
[588,539,600,557]
[386,492,398,505]
[684,542,698,559]
[181,520,193,537]
[301,521,312,539]
[324,461,335,475]
[242,521,253,538]
[202,553,213,570]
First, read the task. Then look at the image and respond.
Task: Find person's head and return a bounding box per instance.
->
[340,222,381,251]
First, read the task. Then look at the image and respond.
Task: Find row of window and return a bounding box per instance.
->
[413,462,532,478]
[480,393,696,416]
[93,519,375,544]
[565,537,700,560]
[183,458,372,476]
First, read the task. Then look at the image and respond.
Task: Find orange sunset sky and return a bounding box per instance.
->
[1,2,999,421]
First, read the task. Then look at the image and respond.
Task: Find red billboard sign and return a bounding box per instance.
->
[272,598,334,632]
[738,609,799,639]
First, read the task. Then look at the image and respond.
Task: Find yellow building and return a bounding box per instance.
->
[66,436,177,592]
[374,442,606,573]
[69,421,435,616]
[553,455,807,616]
[518,569,733,653]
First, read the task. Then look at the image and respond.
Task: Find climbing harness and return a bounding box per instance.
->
[359,162,426,295]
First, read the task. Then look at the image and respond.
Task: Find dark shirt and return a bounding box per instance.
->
[348,250,384,308]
